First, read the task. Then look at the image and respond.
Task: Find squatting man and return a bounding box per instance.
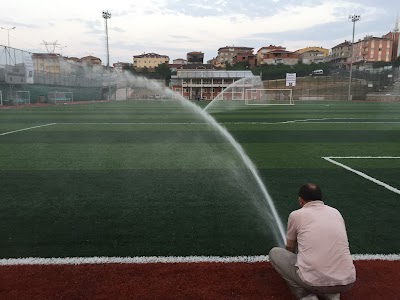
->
[269,184,356,300]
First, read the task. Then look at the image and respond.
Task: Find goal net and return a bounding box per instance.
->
[219,91,245,100]
[7,91,31,105]
[48,92,74,103]
[245,89,293,105]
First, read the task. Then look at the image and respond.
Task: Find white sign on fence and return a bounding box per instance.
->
[23,52,34,84]
[286,73,297,87]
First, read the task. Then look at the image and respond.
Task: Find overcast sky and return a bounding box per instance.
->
[1,0,398,64]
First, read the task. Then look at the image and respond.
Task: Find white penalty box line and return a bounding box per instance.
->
[0,254,399,266]
[0,123,57,136]
[323,157,400,195]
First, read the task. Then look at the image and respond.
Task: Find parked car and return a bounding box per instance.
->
[310,69,324,76]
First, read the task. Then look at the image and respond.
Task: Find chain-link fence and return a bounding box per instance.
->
[262,67,399,101]
[0,45,118,103]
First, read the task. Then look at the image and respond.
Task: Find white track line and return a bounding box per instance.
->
[323,157,400,195]
[0,123,57,136]
[0,254,398,266]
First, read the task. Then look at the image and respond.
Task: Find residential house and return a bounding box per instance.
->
[133,53,169,71]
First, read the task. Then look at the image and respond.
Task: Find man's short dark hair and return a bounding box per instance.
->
[298,183,322,202]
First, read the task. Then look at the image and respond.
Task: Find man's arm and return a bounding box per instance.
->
[286,239,296,253]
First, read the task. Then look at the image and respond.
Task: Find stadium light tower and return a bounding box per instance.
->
[348,14,361,101]
[102,10,112,100]
[1,26,16,48]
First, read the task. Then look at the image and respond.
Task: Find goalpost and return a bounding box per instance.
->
[16,91,31,105]
[48,92,74,104]
[245,89,294,106]
[7,91,31,105]
[219,91,246,100]
[0,91,2,106]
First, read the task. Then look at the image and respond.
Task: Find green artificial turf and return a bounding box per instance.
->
[0,100,399,258]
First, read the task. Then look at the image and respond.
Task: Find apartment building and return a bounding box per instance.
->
[256,45,299,66]
[296,47,329,57]
[32,53,61,74]
[296,47,329,64]
[81,56,102,66]
[215,46,254,67]
[173,58,187,65]
[232,52,256,68]
[133,53,169,71]
[187,52,204,64]
[351,35,393,64]
[330,41,352,68]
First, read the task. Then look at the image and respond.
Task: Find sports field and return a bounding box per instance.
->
[0,100,399,299]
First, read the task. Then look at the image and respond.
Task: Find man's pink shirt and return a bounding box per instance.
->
[286,201,356,287]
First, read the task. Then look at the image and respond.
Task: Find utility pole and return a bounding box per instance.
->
[1,26,16,65]
[1,26,16,48]
[348,14,360,101]
[41,40,60,53]
[102,10,112,100]
[56,45,67,56]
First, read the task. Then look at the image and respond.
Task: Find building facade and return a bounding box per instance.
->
[187,52,204,64]
[257,46,299,66]
[296,47,329,57]
[215,46,254,67]
[298,49,327,64]
[133,53,169,71]
[81,56,102,66]
[32,53,61,74]
[170,70,254,100]
[330,41,352,68]
[232,52,256,68]
[351,35,393,64]
[173,58,187,65]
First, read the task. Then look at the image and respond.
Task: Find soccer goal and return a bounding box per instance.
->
[48,92,74,104]
[219,91,245,100]
[245,89,293,105]
[7,91,31,105]
[0,91,2,106]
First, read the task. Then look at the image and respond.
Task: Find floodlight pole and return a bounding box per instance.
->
[102,10,112,100]
[348,14,360,101]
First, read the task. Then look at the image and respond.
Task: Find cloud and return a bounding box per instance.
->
[2,0,398,64]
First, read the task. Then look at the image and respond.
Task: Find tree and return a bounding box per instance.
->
[392,56,400,68]
[122,64,136,74]
[226,61,250,70]
[154,63,172,80]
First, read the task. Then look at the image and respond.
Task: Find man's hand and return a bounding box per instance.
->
[286,239,296,253]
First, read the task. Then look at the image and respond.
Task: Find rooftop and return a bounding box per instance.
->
[174,70,255,79]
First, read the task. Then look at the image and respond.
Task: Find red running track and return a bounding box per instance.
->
[0,261,398,299]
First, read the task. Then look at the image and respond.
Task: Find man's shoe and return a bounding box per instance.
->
[322,294,340,300]
[300,294,319,300]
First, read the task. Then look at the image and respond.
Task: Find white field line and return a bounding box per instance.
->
[0,123,57,136]
[0,254,399,266]
[323,157,400,195]
[55,119,400,126]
